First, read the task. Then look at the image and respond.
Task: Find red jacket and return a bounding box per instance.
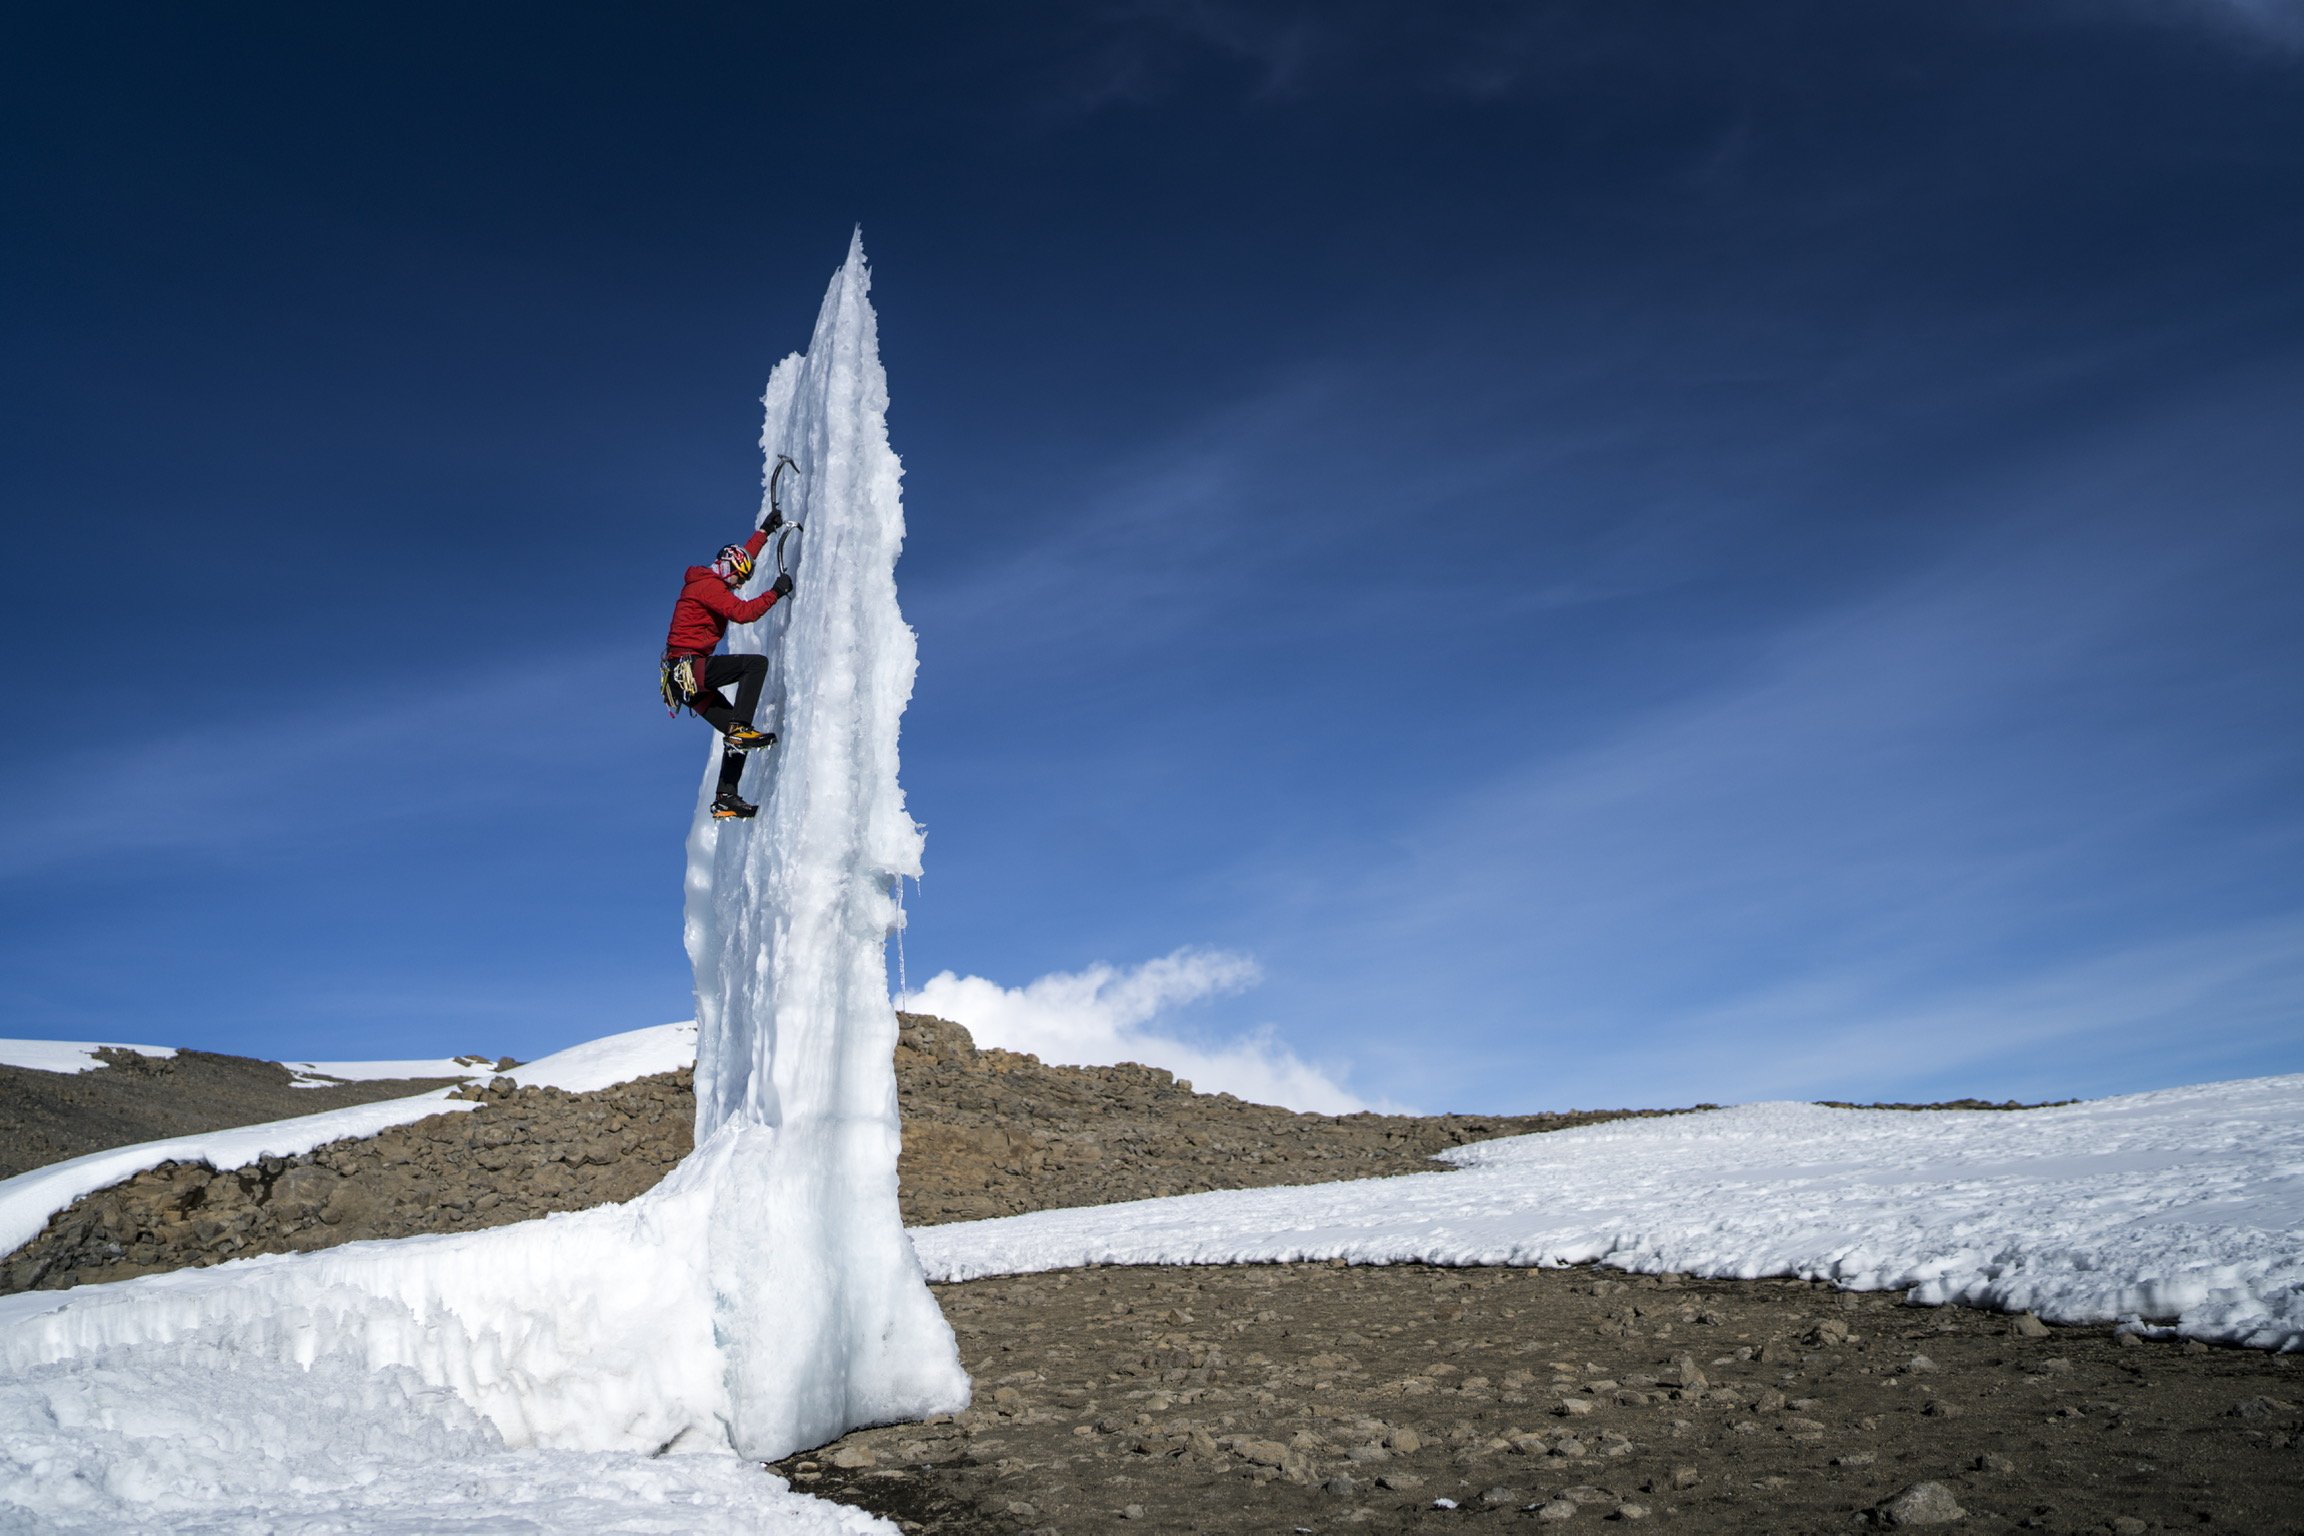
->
[663,529,778,657]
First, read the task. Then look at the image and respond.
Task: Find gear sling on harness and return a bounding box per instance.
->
[660,654,701,718]
[660,655,697,717]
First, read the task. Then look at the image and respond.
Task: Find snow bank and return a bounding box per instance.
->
[0,1135,893,1529]
[0,1158,729,1451]
[506,1020,697,1093]
[0,1040,178,1074]
[286,1020,698,1091]
[683,230,968,1456]
[284,1055,492,1085]
[0,240,955,1527]
[0,1334,894,1534]
[914,1075,2304,1350]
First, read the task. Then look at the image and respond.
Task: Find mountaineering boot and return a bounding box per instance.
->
[723,723,777,751]
[711,748,751,819]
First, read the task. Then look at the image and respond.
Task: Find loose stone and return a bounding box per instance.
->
[1875,1481,1966,1526]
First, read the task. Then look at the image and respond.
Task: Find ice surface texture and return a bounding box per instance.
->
[0,241,955,1528]
[682,229,968,1456]
[915,1076,2304,1350]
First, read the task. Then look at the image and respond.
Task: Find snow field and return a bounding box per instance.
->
[0,1019,694,1090]
[0,1040,178,1074]
[0,1141,897,1531]
[284,1056,489,1085]
[0,1342,894,1534]
[0,1157,725,1451]
[500,1020,697,1094]
[914,1075,2304,1350]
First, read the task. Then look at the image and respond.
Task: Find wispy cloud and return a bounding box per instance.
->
[1050,2,1355,109]
[0,647,635,883]
[1631,911,2304,1106]
[1045,1,1609,112]
[2144,0,2304,51]
[902,947,1376,1112]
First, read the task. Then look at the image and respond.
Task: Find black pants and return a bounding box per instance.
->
[679,653,767,800]
[685,654,767,736]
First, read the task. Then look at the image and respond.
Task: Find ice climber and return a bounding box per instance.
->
[662,522,795,820]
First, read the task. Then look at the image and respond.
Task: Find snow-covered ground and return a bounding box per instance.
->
[501,1020,696,1094]
[286,1019,698,1089]
[0,1137,901,1534]
[282,1054,495,1086]
[0,1339,895,1534]
[916,1074,2304,1350]
[0,1039,179,1074]
[0,1019,835,1531]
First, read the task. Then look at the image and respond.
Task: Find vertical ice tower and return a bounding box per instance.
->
[682,231,970,1456]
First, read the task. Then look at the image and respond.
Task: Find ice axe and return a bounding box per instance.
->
[762,454,805,578]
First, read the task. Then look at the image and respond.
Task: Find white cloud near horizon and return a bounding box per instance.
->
[901,948,1375,1113]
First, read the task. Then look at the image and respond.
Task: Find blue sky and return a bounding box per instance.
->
[2,2,2299,1112]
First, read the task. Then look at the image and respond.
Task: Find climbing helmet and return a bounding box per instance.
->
[714,543,757,583]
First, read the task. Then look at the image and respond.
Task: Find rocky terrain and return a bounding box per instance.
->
[0,1068,696,1293]
[4,1015,2295,1533]
[887,1015,1686,1225]
[0,1046,473,1180]
[791,1266,2303,1535]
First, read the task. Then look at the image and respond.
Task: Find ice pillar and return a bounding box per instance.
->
[680,232,969,1458]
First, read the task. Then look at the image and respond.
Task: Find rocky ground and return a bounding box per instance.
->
[4,1015,2296,1533]
[0,1047,472,1179]
[789,1266,2304,1535]
[0,1069,696,1293]
[887,1016,1686,1225]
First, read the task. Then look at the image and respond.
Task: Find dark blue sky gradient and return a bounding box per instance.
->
[3,2,2300,1108]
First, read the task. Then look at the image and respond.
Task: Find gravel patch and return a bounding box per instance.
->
[788,1264,2304,1534]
